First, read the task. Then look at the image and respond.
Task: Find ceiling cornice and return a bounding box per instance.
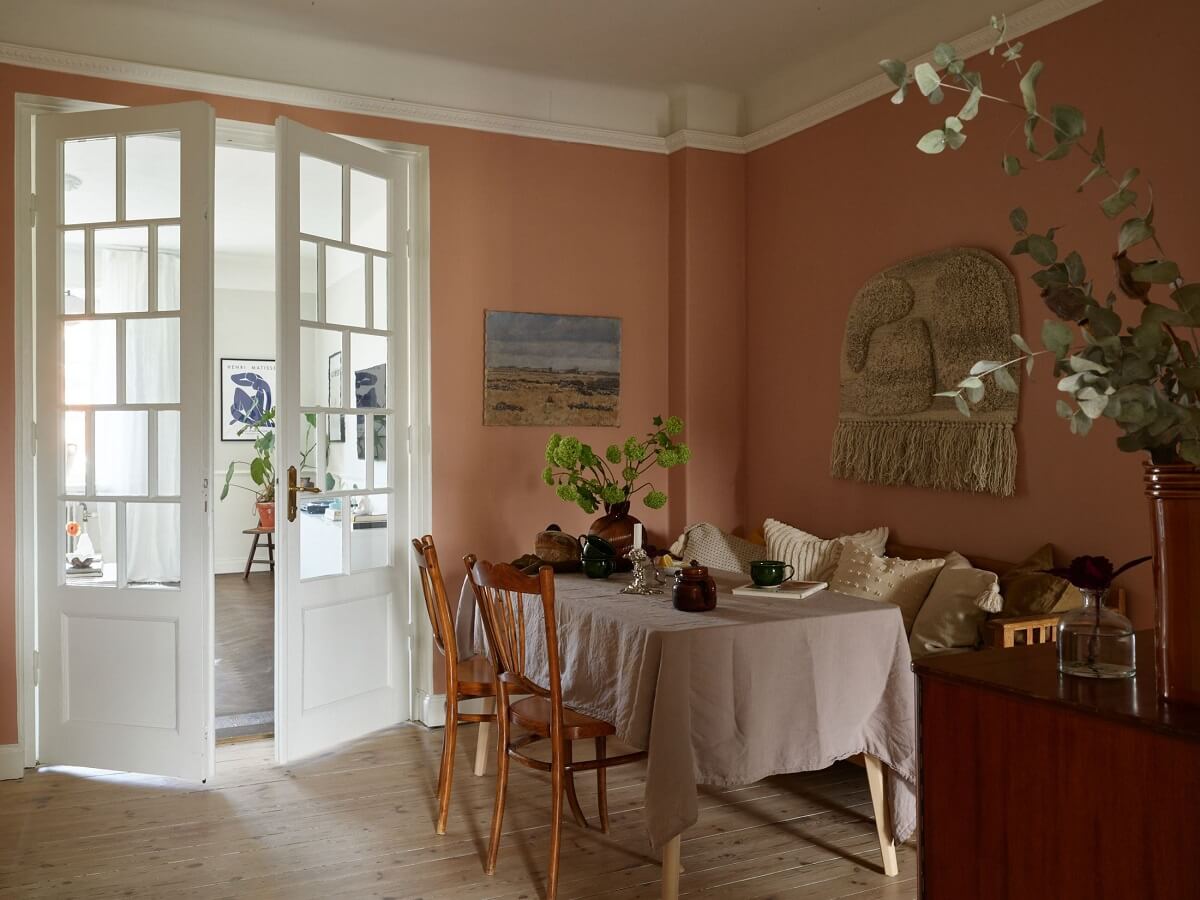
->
[0,0,1103,158]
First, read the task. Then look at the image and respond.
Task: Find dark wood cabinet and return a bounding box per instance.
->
[914,633,1200,900]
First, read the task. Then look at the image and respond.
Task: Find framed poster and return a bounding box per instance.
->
[327,351,345,442]
[221,358,276,441]
[355,363,386,461]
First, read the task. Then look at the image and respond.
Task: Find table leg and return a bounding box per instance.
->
[661,834,681,900]
[864,753,899,876]
[473,697,494,776]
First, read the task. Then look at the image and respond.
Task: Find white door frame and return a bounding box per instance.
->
[12,93,433,774]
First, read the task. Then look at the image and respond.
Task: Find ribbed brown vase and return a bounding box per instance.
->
[588,501,641,558]
[1143,463,1200,705]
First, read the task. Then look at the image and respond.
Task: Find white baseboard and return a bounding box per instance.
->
[215,557,252,576]
[416,690,447,728]
[0,744,26,780]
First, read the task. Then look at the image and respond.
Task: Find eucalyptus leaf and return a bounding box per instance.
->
[933,43,957,68]
[1012,333,1034,355]
[1041,319,1073,357]
[965,383,986,403]
[914,62,941,96]
[1002,42,1024,63]
[970,360,1002,375]
[959,86,983,121]
[1027,234,1058,266]
[879,59,908,87]
[1056,400,1074,418]
[1077,164,1107,192]
[1068,355,1109,374]
[1009,206,1028,232]
[916,129,947,154]
[1024,115,1040,153]
[1065,251,1086,285]
[1078,394,1109,419]
[1101,188,1137,218]
[1051,104,1085,143]
[993,366,1019,392]
[1018,60,1043,114]
[1131,260,1181,284]
[1091,128,1106,165]
[944,128,966,150]
[958,376,985,390]
[1119,167,1140,190]
[1011,238,1029,255]
[1002,154,1023,176]
[1070,410,1094,435]
[1118,218,1154,253]
[954,394,971,417]
[891,85,908,105]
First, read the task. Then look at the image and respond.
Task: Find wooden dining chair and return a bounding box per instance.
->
[464,557,647,899]
[411,535,498,835]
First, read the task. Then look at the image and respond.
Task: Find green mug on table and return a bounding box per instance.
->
[750,559,794,587]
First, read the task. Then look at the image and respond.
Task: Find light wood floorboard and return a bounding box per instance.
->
[0,725,917,899]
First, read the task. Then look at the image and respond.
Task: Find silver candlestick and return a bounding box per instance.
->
[621,547,663,595]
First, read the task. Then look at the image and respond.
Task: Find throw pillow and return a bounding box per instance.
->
[669,523,768,574]
[828,540,945,634]
[764,518,889,582]
[998,544,1084,615]
[909,551,1002,659]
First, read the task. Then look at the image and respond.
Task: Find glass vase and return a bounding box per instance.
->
[1057,588,1136,679]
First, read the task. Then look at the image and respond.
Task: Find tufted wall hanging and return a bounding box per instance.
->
[830,247,1020,496]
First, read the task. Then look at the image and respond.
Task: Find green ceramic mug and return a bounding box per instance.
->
[750,559,794,587]
[582,557,615,579]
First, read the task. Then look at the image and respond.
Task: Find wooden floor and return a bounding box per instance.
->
[214,571,274,722]
[0,724,916,899]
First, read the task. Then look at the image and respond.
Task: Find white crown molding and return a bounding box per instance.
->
[743,0,1102,152]
[0,41,670,155]
[0,0,1101,158]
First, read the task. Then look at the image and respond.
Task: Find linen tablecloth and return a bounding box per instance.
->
[456,570,916,849]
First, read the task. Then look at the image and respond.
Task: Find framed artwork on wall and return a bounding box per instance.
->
[355,363,386,461]
[220,357,276,441]
[327,351,345,442]
[483,310,621,426]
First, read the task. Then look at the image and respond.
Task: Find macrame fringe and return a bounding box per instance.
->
[830,419,1017,497]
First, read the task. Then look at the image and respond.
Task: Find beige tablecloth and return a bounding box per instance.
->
[456,570,916,849]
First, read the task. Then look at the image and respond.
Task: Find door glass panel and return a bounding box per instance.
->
[95,410,148,496]
[63,230,86,314]
[63,136,116,225]
[157,410,181,496]
[300,327,342,407]
[300,240,318,321]
[299,155,341,240]
[350,493,389,571]
[351,333,387,409]
[64,411,87,495]
[299,496,343,579]
[158,225,181,311]
[371,414,390,488]
[354,413,386,473]
[319,413,349,490]
[299,413,319,487]
[126,318,180,403]
[64,320,116,405]
[325,246,365,327]
[372,255,388,330]
[65,501,116,586]
[95,226,149,313]
[126,502,181,588]
[125,132,181,221]
[350,169,387,251]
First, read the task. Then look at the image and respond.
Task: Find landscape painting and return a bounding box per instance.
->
[484,310,621,426]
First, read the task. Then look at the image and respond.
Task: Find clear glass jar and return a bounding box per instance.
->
[1057,588,1136,679]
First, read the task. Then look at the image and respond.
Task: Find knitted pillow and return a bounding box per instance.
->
[764,518,889,582]
[998,544,1084,615]
[829,540,945,634]
[669,523,768,574]
[909,551,1002,658]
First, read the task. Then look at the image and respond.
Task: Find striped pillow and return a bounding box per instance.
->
[764,518,889,582]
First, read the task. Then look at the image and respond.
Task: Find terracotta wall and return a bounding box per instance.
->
[0,62,672,744]
[745,0,1200,627]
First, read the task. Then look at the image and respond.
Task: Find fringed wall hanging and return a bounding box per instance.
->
[830,247,1020,496]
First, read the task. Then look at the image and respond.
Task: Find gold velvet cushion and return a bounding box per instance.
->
[828,541,945,633]
[908,551,1002,659]
[998,544,1084,615]
[764,518,889,582]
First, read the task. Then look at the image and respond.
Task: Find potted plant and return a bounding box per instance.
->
[220,408,278,528]
[542,415,690,554]
[878,16,1200,702]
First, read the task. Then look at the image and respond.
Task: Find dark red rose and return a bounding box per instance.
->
[1045,554,1151,590]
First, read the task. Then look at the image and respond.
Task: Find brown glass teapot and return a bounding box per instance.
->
[673,561,717,612]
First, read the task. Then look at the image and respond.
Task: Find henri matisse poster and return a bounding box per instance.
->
[221,358,276,441]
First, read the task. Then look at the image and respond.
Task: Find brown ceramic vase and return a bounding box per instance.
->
[588,501,641,558]
[1143,463,1200,705]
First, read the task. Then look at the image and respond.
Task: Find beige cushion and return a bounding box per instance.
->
[764,518,889,581]
[669,522,768,574]
[909,551,1001,659]
[829,541,945,633]
[998,544,1084,615]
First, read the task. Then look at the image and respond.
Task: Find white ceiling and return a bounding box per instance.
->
[1,0,1097,140]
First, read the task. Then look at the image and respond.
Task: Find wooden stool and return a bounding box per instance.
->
[242,527,275,579]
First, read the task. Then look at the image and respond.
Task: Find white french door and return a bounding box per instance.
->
[34,102,214,779]
[274,117,411,762]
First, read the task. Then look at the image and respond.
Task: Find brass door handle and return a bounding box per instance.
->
[287,465,320,522]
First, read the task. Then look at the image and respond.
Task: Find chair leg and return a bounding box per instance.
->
[562,739,589,829]
[548,744,565,900]
[595,736,609,833]
[485,704,511,876]
[436,696,459,836]
[242,533,258,580]
[473,696,495,777]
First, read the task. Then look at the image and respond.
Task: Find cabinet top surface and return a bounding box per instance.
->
[913,631,1200,741]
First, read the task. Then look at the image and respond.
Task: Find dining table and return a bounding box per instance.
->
[455,567,917,899]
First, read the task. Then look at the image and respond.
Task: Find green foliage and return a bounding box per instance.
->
[542,416,690,514]
[220,408,278,504]
[882,15,1198,464]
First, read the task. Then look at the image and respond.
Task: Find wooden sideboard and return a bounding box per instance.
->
[914,632,1200,900]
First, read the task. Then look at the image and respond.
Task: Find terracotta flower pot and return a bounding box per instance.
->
[256,501,276,530]
[1143,463,1200,705]
[588,500,641,558]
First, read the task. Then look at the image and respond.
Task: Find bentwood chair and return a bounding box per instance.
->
[411,536,498,835]
[464,557,647,899]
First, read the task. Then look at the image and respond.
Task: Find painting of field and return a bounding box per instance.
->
[484,311,621,426]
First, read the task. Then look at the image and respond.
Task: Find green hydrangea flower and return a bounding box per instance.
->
[622,466,638,482]
[556,483,580,503]
[644,490,668,510]
[577,495,598,514]
[553,436,583,469]
[624,436,647,462]
[656,444,692,468]
[581,444,600,468]
[541,466,555,486]
[545,433,563,463]
[663,416,684,436]
[600,483,625,505]
[605,444,622,464]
